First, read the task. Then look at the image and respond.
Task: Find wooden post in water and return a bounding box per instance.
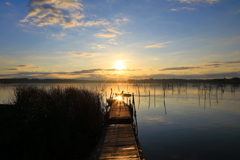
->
[132,93,136,116]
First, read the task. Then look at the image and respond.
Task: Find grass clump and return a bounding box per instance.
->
[0,86,105,160]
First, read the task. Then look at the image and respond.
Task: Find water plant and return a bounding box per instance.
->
[0,86,105,160]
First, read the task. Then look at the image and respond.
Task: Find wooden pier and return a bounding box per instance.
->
[90,94,143,160]
[108,101,133,124]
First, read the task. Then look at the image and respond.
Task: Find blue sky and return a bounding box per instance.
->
[0,0,240,80]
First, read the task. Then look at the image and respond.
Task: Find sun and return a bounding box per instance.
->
[113,60,126,70]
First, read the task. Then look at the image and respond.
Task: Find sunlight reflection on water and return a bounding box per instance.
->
[1,83,240,159]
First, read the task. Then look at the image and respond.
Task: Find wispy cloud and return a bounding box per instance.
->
[160,58,240,71]
[6,64,32,71]
[16,23,27,27]
[145,41,172,48]
[131,71,240,80]
[5,2,12,5]
[20,0,110,28]
[204,63,221,67]
[32,67,40,69]
[160,66,201,71]
[103,28,122,34]
[171,7,196,11]
[108,39,118,45]
[92,44,105,49]
[75,53,86,56]
[116,18,129,25]
[95,33,116,38]
[18,65,30,67]
[84,20,110,27]
[66,51,99,57]
[208,59,240,64]
[6,68,18,71]
[1,68,140,79]
[170,0,219,4]
[51,33,66,37]
[211,51,240,58]
[96,28,122,39]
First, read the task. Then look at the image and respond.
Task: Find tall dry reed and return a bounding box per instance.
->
[1,86,105,160]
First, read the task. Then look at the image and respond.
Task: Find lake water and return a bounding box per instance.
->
[1,83,240,160]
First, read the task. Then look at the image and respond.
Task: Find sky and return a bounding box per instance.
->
[0,0,240,80]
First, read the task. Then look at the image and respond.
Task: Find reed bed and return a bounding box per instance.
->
[0,86,105,160]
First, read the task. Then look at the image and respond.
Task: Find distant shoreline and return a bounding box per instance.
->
[0,78,240,84]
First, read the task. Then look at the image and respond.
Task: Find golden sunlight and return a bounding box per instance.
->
[115,96,123,101]
[113,60,125,70]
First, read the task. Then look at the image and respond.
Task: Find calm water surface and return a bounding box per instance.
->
[1,83,240,160]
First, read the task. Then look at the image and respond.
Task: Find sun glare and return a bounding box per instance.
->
[114,60,125,70]
[116,96,123,101]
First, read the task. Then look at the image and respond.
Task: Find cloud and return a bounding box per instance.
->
[95,33,116,38]
[103,28,122,34]
[66,51,99,57]
[67,51,86,56]
[20,0,110,28]
[2,69,239,79]
[17,23,27,27]
[204,63,221,67]
[170,0,219,4]
[207,59,240,65]
[75,53,86,56]
[211,51,240,58]
[18,65,30,67]
[145,41,172,48]
[1,68,140,79]
[160,66,201,71]
[84,20,110,27]
[131,71,240,79]
[96,28,122,39]
[5,2,12,5]
[67,12,85,19]
[70,68,140,74]
[6,64,32,71]
[171,7,195,11]
[28,0,83,10]
[158,58,240,73]
[51,33,66,37]
[92,44,105,49]
[116,18,129,24]
[108,39,118,45]
[227,59,240,64]
[160,59,240,72]
[61,19,84,28]
[32,67,40,69]
[6,68,18,71]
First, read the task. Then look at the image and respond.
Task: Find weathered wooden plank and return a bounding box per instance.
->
[91,124,140,160]
[108,102,133,124]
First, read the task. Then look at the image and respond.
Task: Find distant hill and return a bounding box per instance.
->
[0,77,239,84]
[0,78,123,84]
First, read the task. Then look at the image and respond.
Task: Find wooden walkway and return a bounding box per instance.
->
[90,99,142,160]
[108,102,133,124]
